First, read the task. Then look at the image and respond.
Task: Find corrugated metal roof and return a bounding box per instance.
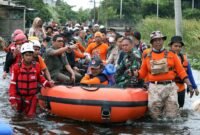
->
[0,0,25,8]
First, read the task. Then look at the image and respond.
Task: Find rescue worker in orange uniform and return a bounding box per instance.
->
[31,39,52,82]
[86,32,108,62]
[80,56,109,85]
[133,31,194,120]
[9,42,54,117]
[169,36,199,107]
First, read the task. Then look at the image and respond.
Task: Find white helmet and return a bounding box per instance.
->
[73,27,79,31]
[31,40,41,48]
[94,24,99,27]
[99,25,105,29]
[20,42,34,54]
[75,23,80,27]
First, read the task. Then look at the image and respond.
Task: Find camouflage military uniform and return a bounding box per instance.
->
[115,48,143,88]
[148,82,179,119]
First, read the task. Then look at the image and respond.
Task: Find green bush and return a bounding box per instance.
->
[183,8,200,20]
[141,1,174,18]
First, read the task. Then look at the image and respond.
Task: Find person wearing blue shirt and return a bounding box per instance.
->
[169,35,199,107]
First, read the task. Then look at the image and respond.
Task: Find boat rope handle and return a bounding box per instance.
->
[80,84,100,91]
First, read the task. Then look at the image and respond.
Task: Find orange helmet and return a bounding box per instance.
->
[14,33,27,45]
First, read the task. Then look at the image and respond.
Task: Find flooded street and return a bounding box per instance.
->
[0,52,200,134]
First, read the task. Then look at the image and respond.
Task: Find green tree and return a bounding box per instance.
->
[99,0,142,24]
[76,8,90,23]
[98,6,118,24]
[12,0,52,23]
[55,0,77,24]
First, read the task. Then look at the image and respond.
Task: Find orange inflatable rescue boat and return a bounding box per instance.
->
[39,85,148,123]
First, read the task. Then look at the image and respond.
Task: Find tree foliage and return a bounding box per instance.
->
[183,8,200,20]
[99,0,142,23]
[97,0,200,25]
[11,0,52,24]
[9,0,200,26]
[97,5,118,24]
[76,8,90,23]
[54,0,77,24]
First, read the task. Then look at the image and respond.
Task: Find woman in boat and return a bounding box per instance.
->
[28,17,46,42]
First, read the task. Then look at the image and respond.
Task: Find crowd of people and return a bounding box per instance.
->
[0,17,199,120]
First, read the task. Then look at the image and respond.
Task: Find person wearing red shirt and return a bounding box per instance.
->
[9,42,53,117]
[3,33,28,79]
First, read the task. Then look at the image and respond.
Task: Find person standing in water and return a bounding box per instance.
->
[169,35,199,107]
[134,31,194,120]
[9,42,53,117]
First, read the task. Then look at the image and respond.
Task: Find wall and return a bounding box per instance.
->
[0,6,24,41]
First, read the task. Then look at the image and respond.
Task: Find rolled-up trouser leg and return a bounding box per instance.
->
[164,83,179,118]
[148,83,164,119]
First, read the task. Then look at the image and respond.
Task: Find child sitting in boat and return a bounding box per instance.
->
[9,42,54,117]
[80,56,116,86]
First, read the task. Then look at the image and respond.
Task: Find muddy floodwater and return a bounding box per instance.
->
[0,52,200,134]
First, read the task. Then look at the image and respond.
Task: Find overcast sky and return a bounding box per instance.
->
[64,0,101,11]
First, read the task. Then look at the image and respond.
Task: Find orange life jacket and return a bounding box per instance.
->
[16,62,40,96]
[80,74,108,85]
[175,53,188,92]
[181,54,188,71]
[175,54,188,83]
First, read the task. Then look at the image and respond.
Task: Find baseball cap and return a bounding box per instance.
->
[90,57,103,68]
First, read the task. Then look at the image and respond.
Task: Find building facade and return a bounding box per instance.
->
[0,0,25,41]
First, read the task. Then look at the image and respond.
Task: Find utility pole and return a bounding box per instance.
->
[157,0,159,19]
[120,0,123,19]
[174,0,182,36]
[192,0,194,10]
[23,7,26,31]
[98,0,102,23]
[90,0,96,24]
[105,0,108,28]
[94,0,96,23]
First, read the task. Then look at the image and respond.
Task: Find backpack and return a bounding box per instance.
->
[138,41,147,53]
[102,64,116,86]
